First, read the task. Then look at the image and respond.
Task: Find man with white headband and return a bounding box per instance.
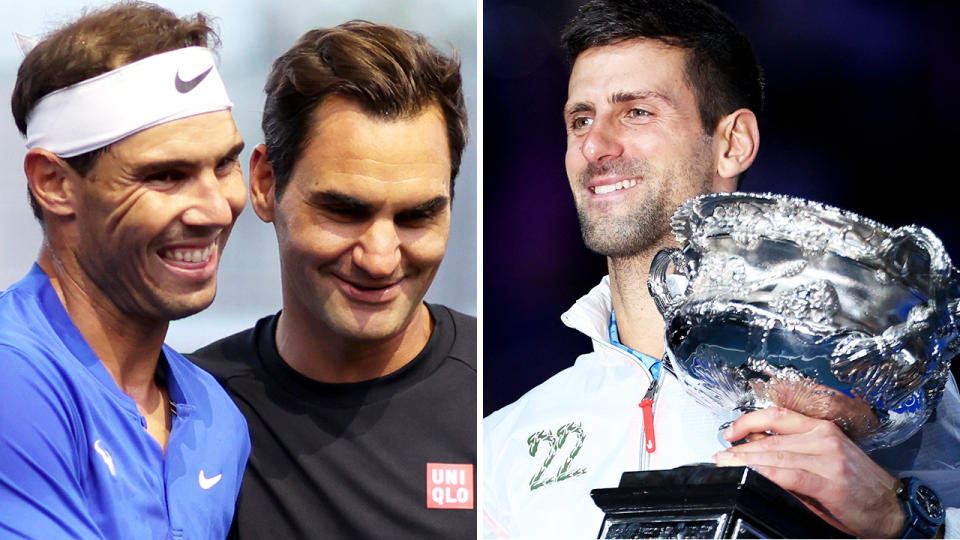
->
[0,3,249,538]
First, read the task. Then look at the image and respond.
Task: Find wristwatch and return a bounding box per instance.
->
[896,477,944,538]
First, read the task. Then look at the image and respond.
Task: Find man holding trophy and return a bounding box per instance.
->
[483,0,960,538]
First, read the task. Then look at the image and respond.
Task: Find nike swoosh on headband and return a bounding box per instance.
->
[175,65,213,93]
[26,47,233,157]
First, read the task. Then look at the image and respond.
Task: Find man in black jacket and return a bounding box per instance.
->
[191,21,476,540]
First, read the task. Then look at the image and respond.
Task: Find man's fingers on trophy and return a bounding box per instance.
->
[745,464,827,495]
[711,445,825,475]
[723,428,850,460]
[723,407,818,441]
[725,432,769,446]
[718,420,769,445]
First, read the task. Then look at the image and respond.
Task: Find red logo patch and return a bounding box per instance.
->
[426,462,474,509]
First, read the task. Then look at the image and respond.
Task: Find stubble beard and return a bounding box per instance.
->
[74,242,216,325]
[574,145,714,258]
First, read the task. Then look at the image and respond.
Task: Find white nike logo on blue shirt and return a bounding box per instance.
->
[198,469,222,489]
[93,439,116,477]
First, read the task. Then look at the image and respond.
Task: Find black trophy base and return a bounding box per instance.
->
[591,465,852,539]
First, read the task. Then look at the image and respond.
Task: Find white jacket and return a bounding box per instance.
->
[483,276,960,539]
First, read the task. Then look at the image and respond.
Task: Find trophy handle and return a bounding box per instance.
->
[833,250,960,408]
[648,248,688,316]
[948,267,960,319]
[946,268,960,361]
[881,225,953,282]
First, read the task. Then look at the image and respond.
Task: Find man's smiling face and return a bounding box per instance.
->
[71,110,246,321]
[564,38,718,257]
[269,96,452,343]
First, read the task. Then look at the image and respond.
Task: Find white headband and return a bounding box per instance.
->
[25,47,233,157]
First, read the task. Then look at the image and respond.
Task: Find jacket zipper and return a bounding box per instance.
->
[641,374,663,471]
[590,339,662,471]
[639,378,658,454]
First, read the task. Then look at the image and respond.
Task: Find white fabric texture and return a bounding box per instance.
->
[483,276,960,539]
[25,47,232,157]
[945,507,959,539]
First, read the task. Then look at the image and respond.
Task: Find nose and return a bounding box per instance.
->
[581,117,623,165]
[352,218,402,278]
[181,170,242,229]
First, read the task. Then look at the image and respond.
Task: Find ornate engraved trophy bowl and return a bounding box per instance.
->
[648,192,960,452]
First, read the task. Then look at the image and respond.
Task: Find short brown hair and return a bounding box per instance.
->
[11,1,219,220]
[562,0,763,188]
[262,20,468,199]
[562,0,763,135]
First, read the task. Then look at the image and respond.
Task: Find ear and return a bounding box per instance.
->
[712,108,759,192]
[24,148,79,217]
[249,143,277,223]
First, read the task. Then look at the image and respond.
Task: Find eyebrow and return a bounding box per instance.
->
[397,196,450,217]
[128,140,246,178]
[564,90,676,119]
[310,191,450,216]
[564,101,594,119]
[610,90,675,106]
[309,190,373,213]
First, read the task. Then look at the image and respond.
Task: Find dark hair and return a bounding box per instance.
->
[562,0,763,140]
[261,20,468,200]
[11,1,219,220]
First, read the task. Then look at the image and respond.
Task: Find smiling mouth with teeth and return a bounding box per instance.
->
[160,244,215,264]
[344,278,400,291]
[591,178,638,195]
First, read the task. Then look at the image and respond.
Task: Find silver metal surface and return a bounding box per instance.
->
[649,192,960,452]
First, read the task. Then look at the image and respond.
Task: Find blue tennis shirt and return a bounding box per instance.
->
[0,265,250,539]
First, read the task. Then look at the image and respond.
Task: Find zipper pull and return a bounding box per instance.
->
[639,378,657,453]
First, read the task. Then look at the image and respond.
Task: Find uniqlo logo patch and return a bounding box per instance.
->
[426,462,474,509]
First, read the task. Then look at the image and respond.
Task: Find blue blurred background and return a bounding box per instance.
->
[484,0,960,416]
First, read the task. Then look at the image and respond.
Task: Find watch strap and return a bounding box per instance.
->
[898,477,945,539]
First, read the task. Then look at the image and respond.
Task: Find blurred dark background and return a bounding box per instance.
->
[484,0,960,416]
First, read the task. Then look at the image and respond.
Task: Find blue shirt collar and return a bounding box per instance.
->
[609,308,661,380]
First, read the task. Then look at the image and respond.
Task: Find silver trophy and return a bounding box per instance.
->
[648,192,960,452]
